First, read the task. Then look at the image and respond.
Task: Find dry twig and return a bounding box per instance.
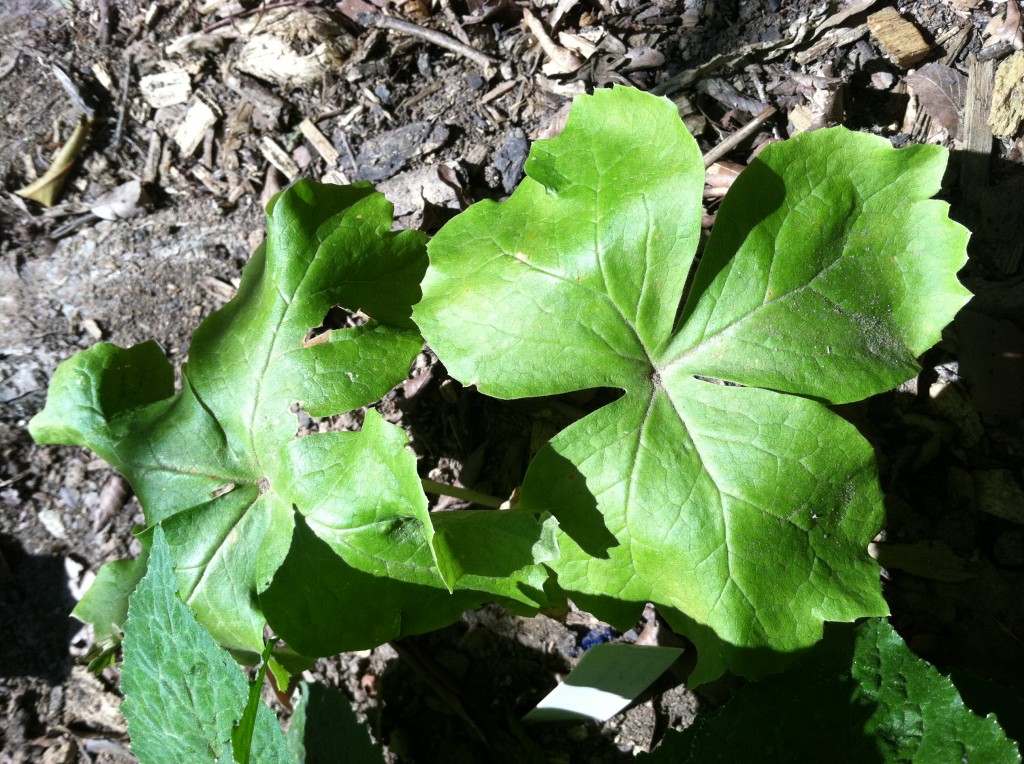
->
[702,106,778,167]
[371,14,498,70]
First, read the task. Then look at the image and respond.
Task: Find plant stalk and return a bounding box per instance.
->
[420,479,504,509]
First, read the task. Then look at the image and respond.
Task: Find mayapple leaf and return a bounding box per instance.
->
[287,681,382,763]
[666,127,971,403]
[33,179,559,662]
[121,526,291,764]
[71,549,149,665]
[261,409,559,658]
[414,86,971,682]
[31,180,429,659]
[645,619,1021,763]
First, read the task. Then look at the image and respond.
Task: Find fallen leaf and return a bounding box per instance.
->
[906,63,967,134]
[15,117,91,207]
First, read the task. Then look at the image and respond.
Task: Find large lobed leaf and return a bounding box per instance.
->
[32,180,555,662]
[645,619,1020,763]
[414,86,971,682]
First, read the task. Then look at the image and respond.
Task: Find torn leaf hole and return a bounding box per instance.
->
[210,482,236,499]
[694,375,744,387]
[303,305,369,348]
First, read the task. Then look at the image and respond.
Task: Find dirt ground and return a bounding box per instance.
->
[2,0,1023,761]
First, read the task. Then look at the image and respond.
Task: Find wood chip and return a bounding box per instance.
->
[143,131,161,184]
[788,104,815,133]
[192,165,228,196]
[814,0,878,36]
[322,168,351,185]
[225,74,284,126]
[173,96,218,156]
[988,51,1024,136]
[91,62,115,92]
[139,68,192,109]
[233,8,352,87]
[795,23,869,65]
[868,7,931,68]
[82,318,103,340]
[237,35,337,87]
[201,276,237,303]
[299,118,339,165]
[558,31,598,59]
[260,136,301,180]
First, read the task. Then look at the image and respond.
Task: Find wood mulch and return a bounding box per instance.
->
[1,0,1022,761]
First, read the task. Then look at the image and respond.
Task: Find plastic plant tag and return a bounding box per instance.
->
[523,643,683,723]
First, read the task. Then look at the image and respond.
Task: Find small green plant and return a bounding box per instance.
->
[643,618,1019,762]
[31,86,1015,759]
[121,526,379,763]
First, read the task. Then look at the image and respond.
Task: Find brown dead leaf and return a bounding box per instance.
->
[905,63,967,134]
[704,160,744,199]
[992,0,1024,49]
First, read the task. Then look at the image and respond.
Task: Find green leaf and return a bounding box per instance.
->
[950,670,1024,751]
[667,128,970,403]
[261,409,559,657]
[414,86,971,681]
[31,180,428,659]
[121,526,291,764]
[287,682,382,764]
[71,547,149,647]
[233,637,280,764]
[644,619,1021,763]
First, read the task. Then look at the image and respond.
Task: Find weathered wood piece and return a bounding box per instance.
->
[139,68,191,109]
[260,136,300,180]
[173,96,218,156]
[988,51,1024,136]
[868,7,931,68]
[299,118,340,166]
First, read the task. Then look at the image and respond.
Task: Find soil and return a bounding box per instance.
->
[2,0,1023,762]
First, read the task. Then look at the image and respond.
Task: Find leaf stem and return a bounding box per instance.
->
[420,479,504,509]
